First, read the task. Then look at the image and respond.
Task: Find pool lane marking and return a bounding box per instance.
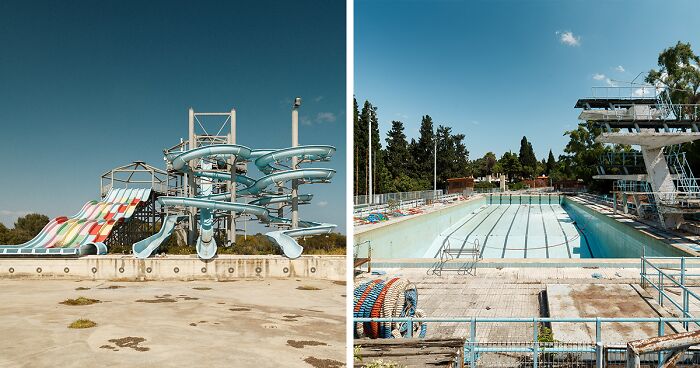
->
[539,205,549,258]
[432,205,490,258]
[501,204,523,258]
[524,204,532,258]
[548,204,571,258]
[456,205,502,257]
[478,204,511,256]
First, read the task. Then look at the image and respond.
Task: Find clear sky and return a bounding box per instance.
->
[0,0,346,232]
[355,0,700,160]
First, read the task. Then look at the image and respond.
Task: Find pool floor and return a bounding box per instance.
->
[437,204,592,259]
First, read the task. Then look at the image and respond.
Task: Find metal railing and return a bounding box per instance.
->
[354,316,700,367]
[640,256,700,331]
[590,86,660,100]
[354,190,444,206]
[353,193,461,216]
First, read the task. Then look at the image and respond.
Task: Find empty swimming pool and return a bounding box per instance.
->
[435,196,586,258]
[354,194,689,259]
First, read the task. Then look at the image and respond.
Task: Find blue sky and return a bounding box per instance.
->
[0,1,346,232]
[355,0,700,160]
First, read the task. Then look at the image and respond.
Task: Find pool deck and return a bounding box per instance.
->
[355,266,685,344]
[570,195,700,257]
[354,195,481,234]
[0,278,345,368]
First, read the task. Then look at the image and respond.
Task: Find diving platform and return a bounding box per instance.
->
[597,131,700,148]
[574,97,657,109]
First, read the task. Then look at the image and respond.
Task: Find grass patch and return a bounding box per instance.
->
[296,285,321,291]
[68,319,97,329]
[192,287,212,290]
[60,297,101,306]
[538,325,556,343]
[75,287,90,291]
[135,298,177,303]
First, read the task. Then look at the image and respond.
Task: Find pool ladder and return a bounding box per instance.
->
[428,238,480,276]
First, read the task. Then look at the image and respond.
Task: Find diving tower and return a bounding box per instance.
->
[576,86,700,229]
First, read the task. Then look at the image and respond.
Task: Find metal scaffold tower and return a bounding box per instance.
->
[576,86,700,229]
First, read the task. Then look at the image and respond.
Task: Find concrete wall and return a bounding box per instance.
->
[0,255,345,281]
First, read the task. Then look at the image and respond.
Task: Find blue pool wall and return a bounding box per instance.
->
[561,196,688,258]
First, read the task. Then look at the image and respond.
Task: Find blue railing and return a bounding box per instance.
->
[354,316,700,367]
[641,255,700,331]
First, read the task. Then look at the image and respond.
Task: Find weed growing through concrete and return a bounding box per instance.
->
[68,319,97,329]
[60,297,101,306]
[296,285,321,291]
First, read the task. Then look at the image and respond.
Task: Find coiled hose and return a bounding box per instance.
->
[353,278,427,338]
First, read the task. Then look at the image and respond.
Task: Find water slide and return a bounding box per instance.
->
[0,188,151,256]
[132,214,188,259]
[134,144,336,259]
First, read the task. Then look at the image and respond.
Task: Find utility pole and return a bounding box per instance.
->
[368,108,373,205]
[434,129,437,200]
[291,97,300,229]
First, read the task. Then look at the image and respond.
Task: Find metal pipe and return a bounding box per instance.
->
[188,107,196,245]
[228,108,236,246]
[291,98,300,229]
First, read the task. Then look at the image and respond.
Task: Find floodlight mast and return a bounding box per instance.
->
[227,108,236,246]
[291,97,301,229]
[368,109,373,205]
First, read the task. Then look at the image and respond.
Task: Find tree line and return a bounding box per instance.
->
[354,41,700,195]
[353,96,568,194]
[0,214,49,244]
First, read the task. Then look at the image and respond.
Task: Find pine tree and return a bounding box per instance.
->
[355,100,371,196]
[518,136,538,179]
[546,149,556,175]
[416,115,435,181]
[384,121,412,179]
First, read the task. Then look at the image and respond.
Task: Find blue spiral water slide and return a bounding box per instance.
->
[133,144,336,259]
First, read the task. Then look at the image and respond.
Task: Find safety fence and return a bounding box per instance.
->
[354,317,700,367]
[353,192,461,216]
[641,256,700,331]
[354,190,444,206]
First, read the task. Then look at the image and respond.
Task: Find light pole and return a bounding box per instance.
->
[433,128,437,200]
[368,109,373,205]
[291,97,300,229]
[228,108,236,246]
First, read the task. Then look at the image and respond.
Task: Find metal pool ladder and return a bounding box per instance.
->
[429,237,480,276]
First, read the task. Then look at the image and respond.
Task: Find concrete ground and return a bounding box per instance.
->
[0,279,346,368]
[355,266,661,343]
[547,283,666,343]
